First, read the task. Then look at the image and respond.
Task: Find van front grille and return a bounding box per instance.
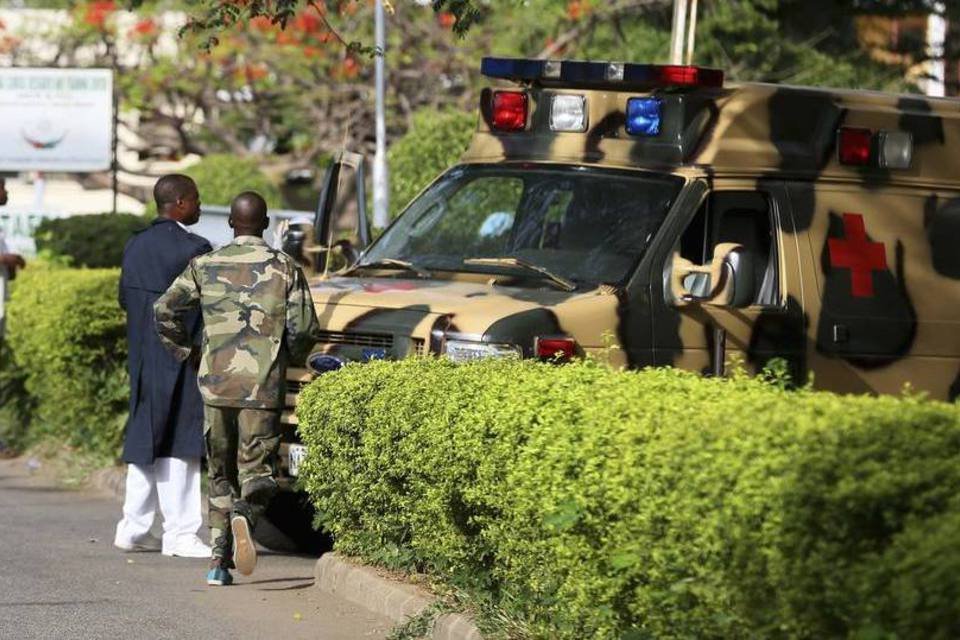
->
[316,330,394,350]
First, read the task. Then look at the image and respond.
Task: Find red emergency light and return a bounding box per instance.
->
[838,127,872,166]
[656,64,722,87]
[491,91,528,131]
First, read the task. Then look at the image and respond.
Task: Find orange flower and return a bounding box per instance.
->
[293,11,323,34]
[83,1,116,30]
[276,31,298,46]
[129,18,157,38]
[250,16,274,32]
[341,56,359,78]
[244,63,269,81]
[438,12,455,29]
[566,0,583,21]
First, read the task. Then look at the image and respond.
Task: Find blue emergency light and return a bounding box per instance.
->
[480,57,724,90]
[626,98,662,136]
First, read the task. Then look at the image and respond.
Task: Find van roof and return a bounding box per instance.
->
[463,79,960,189]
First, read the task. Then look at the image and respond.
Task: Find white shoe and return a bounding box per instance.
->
[162,535,212,558]
[114,534,162,553]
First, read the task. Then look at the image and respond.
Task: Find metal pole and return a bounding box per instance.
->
[111,65,119,214]
[669,0,688,65]
[684,0,698,65]
[372,0,389,229]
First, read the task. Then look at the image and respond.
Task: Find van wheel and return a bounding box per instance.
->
[253,490,334,556]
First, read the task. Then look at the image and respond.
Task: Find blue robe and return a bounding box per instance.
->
[119,218,211,465]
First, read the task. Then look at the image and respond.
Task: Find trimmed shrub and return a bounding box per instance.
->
[388,108,476,220]
[187,154,282,209]
[33,213,148,268]
[297,358,960,639]
[6,264,127,460]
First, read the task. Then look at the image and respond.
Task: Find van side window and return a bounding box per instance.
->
[677,191,780,306]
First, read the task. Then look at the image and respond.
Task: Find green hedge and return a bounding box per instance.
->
[34,213,148,268]
[5,264,128,460]
[297,358,960,639]
[388,108,476,220]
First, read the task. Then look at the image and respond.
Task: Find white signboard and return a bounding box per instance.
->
[0,68,113,172]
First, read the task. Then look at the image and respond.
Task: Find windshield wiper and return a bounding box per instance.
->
[345,258,432,278]
[462,257,577,292]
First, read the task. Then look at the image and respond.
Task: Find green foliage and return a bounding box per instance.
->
[187,153,283,208]
[0,339,33,452]
[5,264,128,461]
[143,155,284,216]
[33,213,148,269]
[388,109,476,220]
[297,358,960,639]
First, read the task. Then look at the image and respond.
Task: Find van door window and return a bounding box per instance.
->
[675,191,780,307]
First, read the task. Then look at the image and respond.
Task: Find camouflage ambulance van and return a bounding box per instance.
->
[281,57,960,480]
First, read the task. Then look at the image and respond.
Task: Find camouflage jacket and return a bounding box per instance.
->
[154,235,319,409]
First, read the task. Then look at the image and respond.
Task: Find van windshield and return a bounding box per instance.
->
[361,164,684,287]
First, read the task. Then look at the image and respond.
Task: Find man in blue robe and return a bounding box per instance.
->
[114,174,212,557]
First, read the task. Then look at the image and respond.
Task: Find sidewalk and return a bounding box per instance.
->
[0,457,392,640]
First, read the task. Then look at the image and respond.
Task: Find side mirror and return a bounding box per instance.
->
[670,242,755,307]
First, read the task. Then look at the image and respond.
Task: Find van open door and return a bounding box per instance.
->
[311,150,372,275]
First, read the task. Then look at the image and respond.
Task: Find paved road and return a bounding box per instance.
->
[0,458,392,640]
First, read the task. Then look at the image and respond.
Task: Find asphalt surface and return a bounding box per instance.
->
[0,457,392,640]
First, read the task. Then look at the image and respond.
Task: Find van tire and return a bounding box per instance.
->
[253,490,334,556]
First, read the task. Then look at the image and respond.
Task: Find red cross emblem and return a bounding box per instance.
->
[828,213,887,298]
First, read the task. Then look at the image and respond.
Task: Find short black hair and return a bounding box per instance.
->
[153,174,197,212]
[230,191,269,225]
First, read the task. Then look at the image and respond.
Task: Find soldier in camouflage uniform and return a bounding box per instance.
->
[154,191,319,586]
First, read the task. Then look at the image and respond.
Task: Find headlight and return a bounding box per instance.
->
[443,340,522,363]
[307,353,346,375]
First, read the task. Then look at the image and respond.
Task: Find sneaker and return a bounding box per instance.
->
[162,535,213,558]
[206,566,233,586]
[230,515,257,576]
[114,534,162,553]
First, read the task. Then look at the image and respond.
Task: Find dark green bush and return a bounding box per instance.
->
[6,264,128,461]
[297,358,960,639]
[388,108,476,220]
[33,213,148,268]
[0,339,33,451]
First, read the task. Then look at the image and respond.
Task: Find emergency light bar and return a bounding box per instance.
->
[481,57,724,90]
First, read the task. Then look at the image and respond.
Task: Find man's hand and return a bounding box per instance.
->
[0,253,25,280]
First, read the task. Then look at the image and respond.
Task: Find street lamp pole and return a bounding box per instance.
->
[372,0,390,229]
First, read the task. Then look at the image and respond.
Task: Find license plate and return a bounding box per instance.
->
[361,347,387,362]
[288,443,307,477]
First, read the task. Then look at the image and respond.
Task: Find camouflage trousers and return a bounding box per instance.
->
[204,405,280,564]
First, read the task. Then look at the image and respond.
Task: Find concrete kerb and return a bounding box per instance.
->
[89,465,483,639]
[314,553,483,640]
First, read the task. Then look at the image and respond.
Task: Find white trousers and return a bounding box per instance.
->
[114,457,203,549]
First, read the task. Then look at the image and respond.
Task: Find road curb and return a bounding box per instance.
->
[314,553,483,640]
[88,465,125,502]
